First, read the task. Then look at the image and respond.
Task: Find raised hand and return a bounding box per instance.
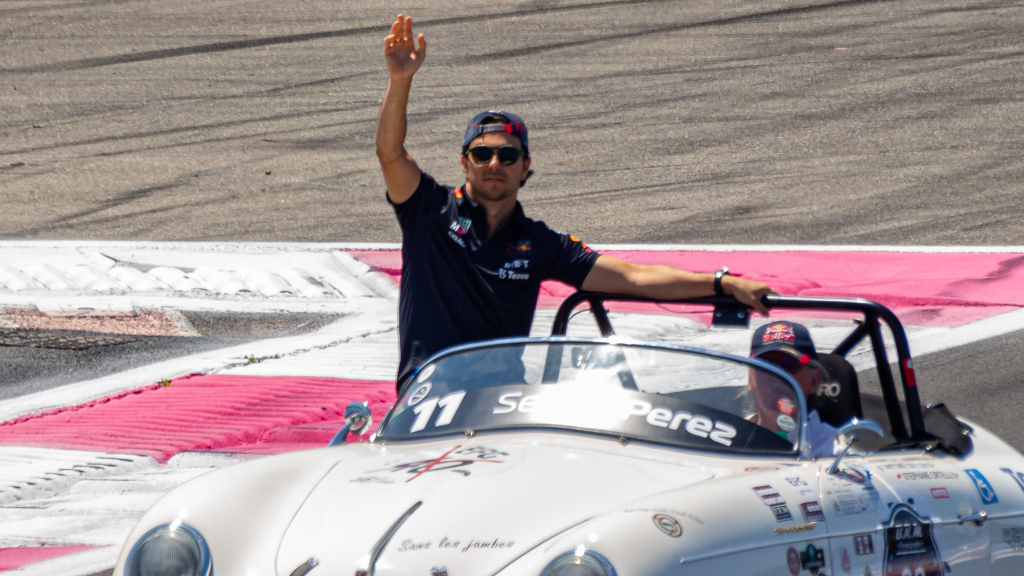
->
[383,14,426,79]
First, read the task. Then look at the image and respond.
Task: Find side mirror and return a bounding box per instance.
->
[827,419,885,474]
[327,401,373,446]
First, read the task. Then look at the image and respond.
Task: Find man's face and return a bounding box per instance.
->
[460,132,531,203]
[757,351,821,399]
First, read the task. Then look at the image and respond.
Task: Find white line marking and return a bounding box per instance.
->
[1,241,1022,253]
[588,244,1024,253]
[0,303,397,423]
[908,307,1024,358]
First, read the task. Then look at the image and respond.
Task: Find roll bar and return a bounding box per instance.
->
[551,292,928,443]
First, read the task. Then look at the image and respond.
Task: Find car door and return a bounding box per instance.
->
[965,466,1024,576]
[849,455,990,576]
[821,462,884,576]
[773,465,834,576]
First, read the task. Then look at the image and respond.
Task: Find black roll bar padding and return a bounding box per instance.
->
[551,291,929,441]
[589,298,616,337]
[865,315,910,439]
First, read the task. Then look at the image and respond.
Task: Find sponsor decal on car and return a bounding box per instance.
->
[883,505,942,576]
[1003,527,1024,551]
[787,547,801,576]
[777,398,796,415]
[833,466,869,485]
[775,524,817,535]
[800,501,826,523]
[895,471,959,481]
[930,487,950,499]
[964,469,999,504]
[829,488,876,516]
[493,392,739,446]
[877,462,935,471]
[839,546,852,575]
[753,485,794,522]
[1000,468,1024,494]
[777,414,796,431]
[800,544,826,576]
[746,466,780,472]
[353,446,510,484]
[396,537,515,553]
[623,508,705,525]
[653,514,683,537]
[408,383,432,406]
[854,534,874,556]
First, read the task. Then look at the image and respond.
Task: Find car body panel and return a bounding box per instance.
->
[113,292,1024,576]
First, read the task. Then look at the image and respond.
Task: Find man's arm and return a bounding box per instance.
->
[376,15,426,205]
[581,255,772,315]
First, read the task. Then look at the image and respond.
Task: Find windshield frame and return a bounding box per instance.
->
[380,336,811,459]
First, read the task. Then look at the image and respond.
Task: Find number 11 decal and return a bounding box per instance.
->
[410,391,467,433]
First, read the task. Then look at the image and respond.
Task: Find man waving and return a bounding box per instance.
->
[376,15,773,387]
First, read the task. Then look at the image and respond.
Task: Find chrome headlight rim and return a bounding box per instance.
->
[540,548,617,576]
[125,522,212,576]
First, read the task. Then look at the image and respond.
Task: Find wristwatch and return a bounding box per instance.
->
[714,267,732,296]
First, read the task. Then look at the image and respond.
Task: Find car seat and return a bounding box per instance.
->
[810,353,863,426]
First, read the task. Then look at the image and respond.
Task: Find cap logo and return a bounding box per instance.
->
[763,323,796,344]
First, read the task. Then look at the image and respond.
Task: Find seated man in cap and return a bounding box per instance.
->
[748,321,841,458]
[376,14,775,388]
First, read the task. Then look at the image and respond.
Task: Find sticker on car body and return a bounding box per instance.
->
[752,485,794,522]
[964,469,998,504]
[883,505,942,576]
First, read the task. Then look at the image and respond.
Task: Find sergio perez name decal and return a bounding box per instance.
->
[494,391,737,446]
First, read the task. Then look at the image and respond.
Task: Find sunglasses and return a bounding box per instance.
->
[762,354,811,375]
[466,146,525,166]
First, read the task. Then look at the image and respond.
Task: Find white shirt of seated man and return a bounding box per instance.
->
[748,321,842,459]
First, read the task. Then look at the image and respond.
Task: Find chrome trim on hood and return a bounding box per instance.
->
[367,501,422,576]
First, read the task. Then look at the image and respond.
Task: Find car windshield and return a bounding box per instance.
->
[378,341,804,455]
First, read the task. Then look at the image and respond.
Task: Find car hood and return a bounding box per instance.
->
[276,434,714,576]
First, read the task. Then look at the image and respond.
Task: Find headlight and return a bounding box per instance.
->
[540,547,616,576]
[126,522,212,576]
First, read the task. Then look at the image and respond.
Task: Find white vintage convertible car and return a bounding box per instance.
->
[114,293,1024,576]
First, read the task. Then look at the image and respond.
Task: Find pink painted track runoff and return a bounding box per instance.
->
[0,376,397,463]
[349,249,1024,327]
[0,546,96,571]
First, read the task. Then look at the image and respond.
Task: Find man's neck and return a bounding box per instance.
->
[464,184,518,240]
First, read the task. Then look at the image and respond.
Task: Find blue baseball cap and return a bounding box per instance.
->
[751,321,818,364]
[462,110,529,157]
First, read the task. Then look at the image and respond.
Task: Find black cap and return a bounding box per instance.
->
[462,110,529,157]
[750,321,818,364]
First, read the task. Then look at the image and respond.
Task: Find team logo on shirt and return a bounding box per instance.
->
[450,217,472,235]
[507,240,532,256]
[569,234,593,252]
[453,187,464,203]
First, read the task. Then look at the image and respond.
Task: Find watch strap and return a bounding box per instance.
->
[714,268,731,296]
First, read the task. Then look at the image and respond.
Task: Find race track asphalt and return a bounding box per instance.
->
[0,0,1021,447]
[1,0,1022,245]
[860,330,1024,452]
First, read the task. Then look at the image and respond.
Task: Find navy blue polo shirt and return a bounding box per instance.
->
[388,171,600,389]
